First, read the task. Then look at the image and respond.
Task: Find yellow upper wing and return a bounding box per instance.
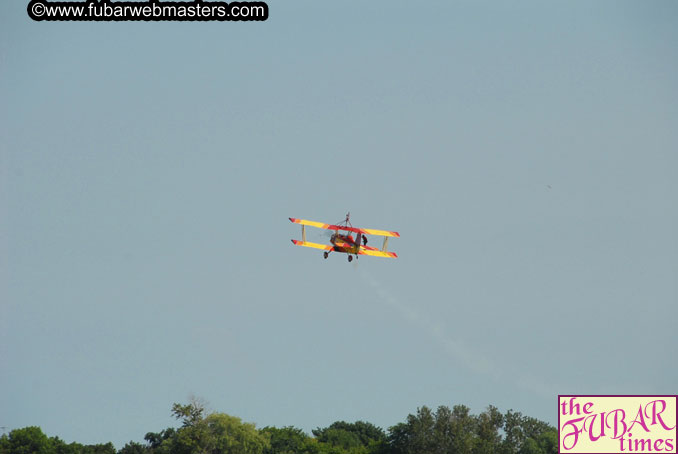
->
[289,218,331,229]
[290,217,400,237]
[358,228,400,238]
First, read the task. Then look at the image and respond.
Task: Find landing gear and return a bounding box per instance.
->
[323,251,329,259]
[348,255,353,262]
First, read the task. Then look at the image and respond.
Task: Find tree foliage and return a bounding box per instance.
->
[1,401,556,454]
[0,427,116,454]
[260,426,316,454]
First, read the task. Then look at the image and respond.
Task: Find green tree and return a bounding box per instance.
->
[518,428,557,454]
[0,434,9,454]
[501,410,556,454]
[144,428,175,452]
[0,401,558,454]
[448,405,477,454]
[535,428,557,454]
[313,422,385,448]
[387,404,507,454]
[118,441,147,454]
[502,410,526,454]
[473,406,503,454]
[83,443,116,454]
[260,426,317,454]
[2,427,54,454]
[50,437,81,454]
[172,399,208,428]
[388,406,437,454]
[519,417,551,442]
[162,402,269,454]
[516,438,541,454]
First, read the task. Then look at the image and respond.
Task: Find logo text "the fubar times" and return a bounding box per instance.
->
[559,395,677,453]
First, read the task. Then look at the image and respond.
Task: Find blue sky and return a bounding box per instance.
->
[1,0,677,447]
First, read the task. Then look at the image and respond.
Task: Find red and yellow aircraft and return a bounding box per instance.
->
[290,213,399,262]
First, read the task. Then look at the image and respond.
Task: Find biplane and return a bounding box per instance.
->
[289,213,399,262]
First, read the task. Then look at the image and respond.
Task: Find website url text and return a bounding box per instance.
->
[28,0,269,22]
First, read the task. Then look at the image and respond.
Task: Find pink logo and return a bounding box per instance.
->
[559,395,677,453]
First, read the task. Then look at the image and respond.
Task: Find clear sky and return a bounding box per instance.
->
[1,0,676,448]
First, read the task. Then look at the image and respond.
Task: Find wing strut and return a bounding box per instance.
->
[382,237,389,252]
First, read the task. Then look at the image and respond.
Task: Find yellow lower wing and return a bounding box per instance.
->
[291,240,333,251]
[358,248,398,258]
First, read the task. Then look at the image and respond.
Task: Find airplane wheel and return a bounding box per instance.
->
[348,255,353,262]
[323,251,329,259]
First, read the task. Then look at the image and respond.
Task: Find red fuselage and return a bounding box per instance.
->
[330,232,359,254]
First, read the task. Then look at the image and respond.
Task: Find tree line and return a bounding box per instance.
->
[0,400,557,454]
